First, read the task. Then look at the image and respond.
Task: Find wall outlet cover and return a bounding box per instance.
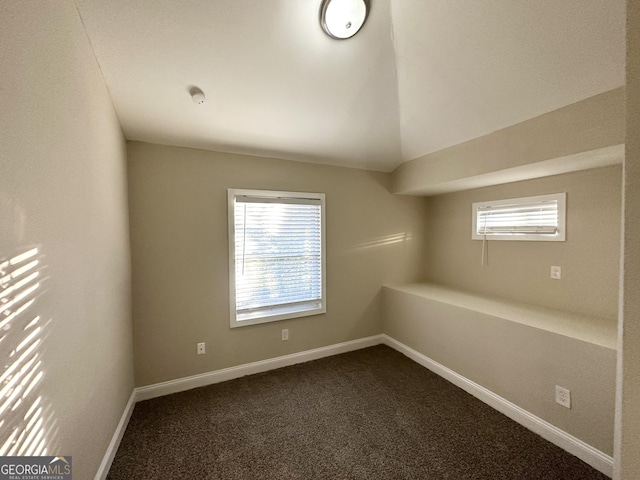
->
[555,385,571,408]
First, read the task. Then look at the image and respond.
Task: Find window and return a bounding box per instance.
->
[472,193,566,241]
[228,189,326,327]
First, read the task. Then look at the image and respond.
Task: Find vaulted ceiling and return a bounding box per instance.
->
[75,0,625,172]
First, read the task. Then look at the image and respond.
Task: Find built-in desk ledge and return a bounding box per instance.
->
[383,283,617,350]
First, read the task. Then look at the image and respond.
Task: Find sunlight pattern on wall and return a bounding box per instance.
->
[0,248,55,456]
[350,232,414,252]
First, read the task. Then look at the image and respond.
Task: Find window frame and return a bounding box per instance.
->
[471,192,566,242]
[228,188,326,328]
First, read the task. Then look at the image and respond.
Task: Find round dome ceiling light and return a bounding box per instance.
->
[320,0,369,40]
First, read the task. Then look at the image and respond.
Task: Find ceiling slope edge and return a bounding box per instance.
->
[391,87,625,196]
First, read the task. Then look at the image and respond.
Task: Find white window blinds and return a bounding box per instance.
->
[229,190,326,327]
[472,193,566,241]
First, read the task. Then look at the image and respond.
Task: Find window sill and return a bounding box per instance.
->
[231,302,325,328]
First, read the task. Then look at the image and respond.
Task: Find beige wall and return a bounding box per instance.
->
[0,2,133,479]
[127,142,428,387]
[615,2,640,478]
[392,88,625,195]
[425,166,622,320]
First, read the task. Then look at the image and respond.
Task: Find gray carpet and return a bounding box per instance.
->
[107,345,608,479]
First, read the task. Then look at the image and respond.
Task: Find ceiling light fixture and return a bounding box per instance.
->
[320,0,369,40]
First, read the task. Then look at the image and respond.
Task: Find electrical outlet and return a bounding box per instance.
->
[281,329,289,341]
[555,385,571,408]
[550,266,562,280]
[197,342,206,355]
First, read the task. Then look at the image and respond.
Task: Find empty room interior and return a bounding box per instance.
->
[2,0,640,479]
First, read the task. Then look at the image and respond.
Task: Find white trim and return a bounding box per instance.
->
[94,390,136,480]
[381,334,613,477]
[227,188,327,328]
[134,335,383,402]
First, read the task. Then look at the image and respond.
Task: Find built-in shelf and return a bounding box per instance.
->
[384,283,617,350]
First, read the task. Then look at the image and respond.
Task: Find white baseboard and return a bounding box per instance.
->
[134,334,384,402]
[94,390,136,480]
[381,334,613,478]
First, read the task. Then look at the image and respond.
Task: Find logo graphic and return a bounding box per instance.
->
[0,456,72,479]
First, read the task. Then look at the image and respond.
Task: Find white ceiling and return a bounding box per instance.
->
[75,0,625,172]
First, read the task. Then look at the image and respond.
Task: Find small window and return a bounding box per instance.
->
[472,193,566,241]
[228,189,326,328]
